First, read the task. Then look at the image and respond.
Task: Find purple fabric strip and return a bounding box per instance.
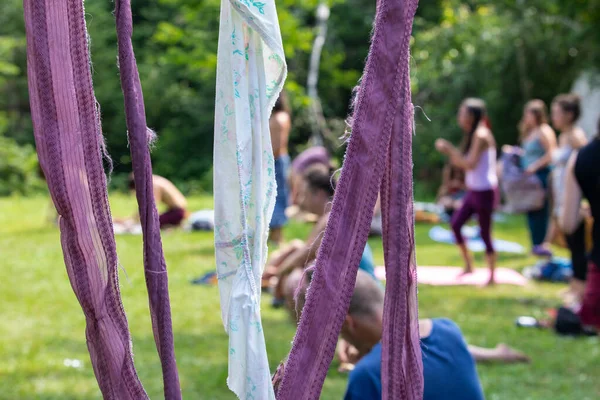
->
[113,1,182,398]
[379,67,423,398]
[23,0,148,397]
[275,0,422,398]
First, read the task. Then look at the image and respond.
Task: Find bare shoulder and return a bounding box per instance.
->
[539,124,557,145]
[540,123,556,138]
[152,174,164,186]
[475,127,494,147]
[571,127,588,148]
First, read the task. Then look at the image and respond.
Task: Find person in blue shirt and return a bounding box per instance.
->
[329,270,527,400]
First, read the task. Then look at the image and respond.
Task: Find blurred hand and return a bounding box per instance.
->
[525,165,536,176]
[435,138,451,154]
[502,145,513,154]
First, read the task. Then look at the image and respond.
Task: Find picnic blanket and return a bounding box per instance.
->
[429,225,525,254]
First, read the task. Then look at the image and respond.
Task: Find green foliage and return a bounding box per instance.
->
[0,0,599,193]
[411,0,600,180]
[0,136,42,196]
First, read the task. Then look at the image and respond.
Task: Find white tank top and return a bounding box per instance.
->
[466,147,498,191]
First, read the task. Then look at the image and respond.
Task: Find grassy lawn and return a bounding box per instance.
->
[0,194,598,399]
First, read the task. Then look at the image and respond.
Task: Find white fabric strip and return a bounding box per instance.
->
[213,0,286,398]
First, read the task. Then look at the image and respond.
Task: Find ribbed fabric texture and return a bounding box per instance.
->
[24,0,421,398]
[24,0,180,398]
[275,0,423,398]
[114,0,182,398]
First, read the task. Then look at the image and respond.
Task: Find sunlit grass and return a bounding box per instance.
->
[0,195,598,399]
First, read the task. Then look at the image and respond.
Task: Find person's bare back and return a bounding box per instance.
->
[270,111,291,158]
[152,175,187,211]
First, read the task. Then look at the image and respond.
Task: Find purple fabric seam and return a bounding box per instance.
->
[23,0,148,397]
[113,1,182,398]
[275,0,423,398]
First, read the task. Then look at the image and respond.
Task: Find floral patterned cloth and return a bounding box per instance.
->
[213,0,286,398]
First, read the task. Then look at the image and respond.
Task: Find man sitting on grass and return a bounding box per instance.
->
[284,269,528,400]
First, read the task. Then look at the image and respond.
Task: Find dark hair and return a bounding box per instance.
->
[273,90,291,115]
[303,164,336,197]
[519,99,548,141]
[553,93,581,123]
[461,98,487,154]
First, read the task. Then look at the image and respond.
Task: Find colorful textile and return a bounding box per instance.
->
[213,0,287,397]
[428,226,526,254]
[275,0,423,398]
[25,0,181,397]
[376,266,528,287]
[501,149,546,214]
[115,0,182,396]
[23,0,149,397]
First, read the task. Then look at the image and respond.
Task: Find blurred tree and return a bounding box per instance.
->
[0,0,598,194]
[410,0,600,182]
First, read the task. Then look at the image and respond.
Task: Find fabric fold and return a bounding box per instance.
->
[23,0,148,397]
[214,0,287,398]
[275,0,422,398]
[113,0,182,398]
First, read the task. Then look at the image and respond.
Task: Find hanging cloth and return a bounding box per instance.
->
[275,0,423,399]
[213,0,287,398]
[23,0,148,397]
[114,0,182,398]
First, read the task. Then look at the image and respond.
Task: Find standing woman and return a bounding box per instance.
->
[436,98,498,285]
[551,94,588,301]
[518,100,557,256]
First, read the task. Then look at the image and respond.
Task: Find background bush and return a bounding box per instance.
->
[0,0,598,195]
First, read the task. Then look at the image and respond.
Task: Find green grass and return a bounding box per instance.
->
[0,195,598,399]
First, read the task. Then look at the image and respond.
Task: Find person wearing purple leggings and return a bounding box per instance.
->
[436,98,498,285]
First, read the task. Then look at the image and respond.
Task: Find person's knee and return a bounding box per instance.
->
[451,217,462,236]
[482,235,495,254]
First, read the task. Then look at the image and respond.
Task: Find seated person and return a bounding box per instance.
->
[285,146,331,222]
[280,269,528,399]
[127,174,188,229]
[264,164,378,305]
[436,163,466,217]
